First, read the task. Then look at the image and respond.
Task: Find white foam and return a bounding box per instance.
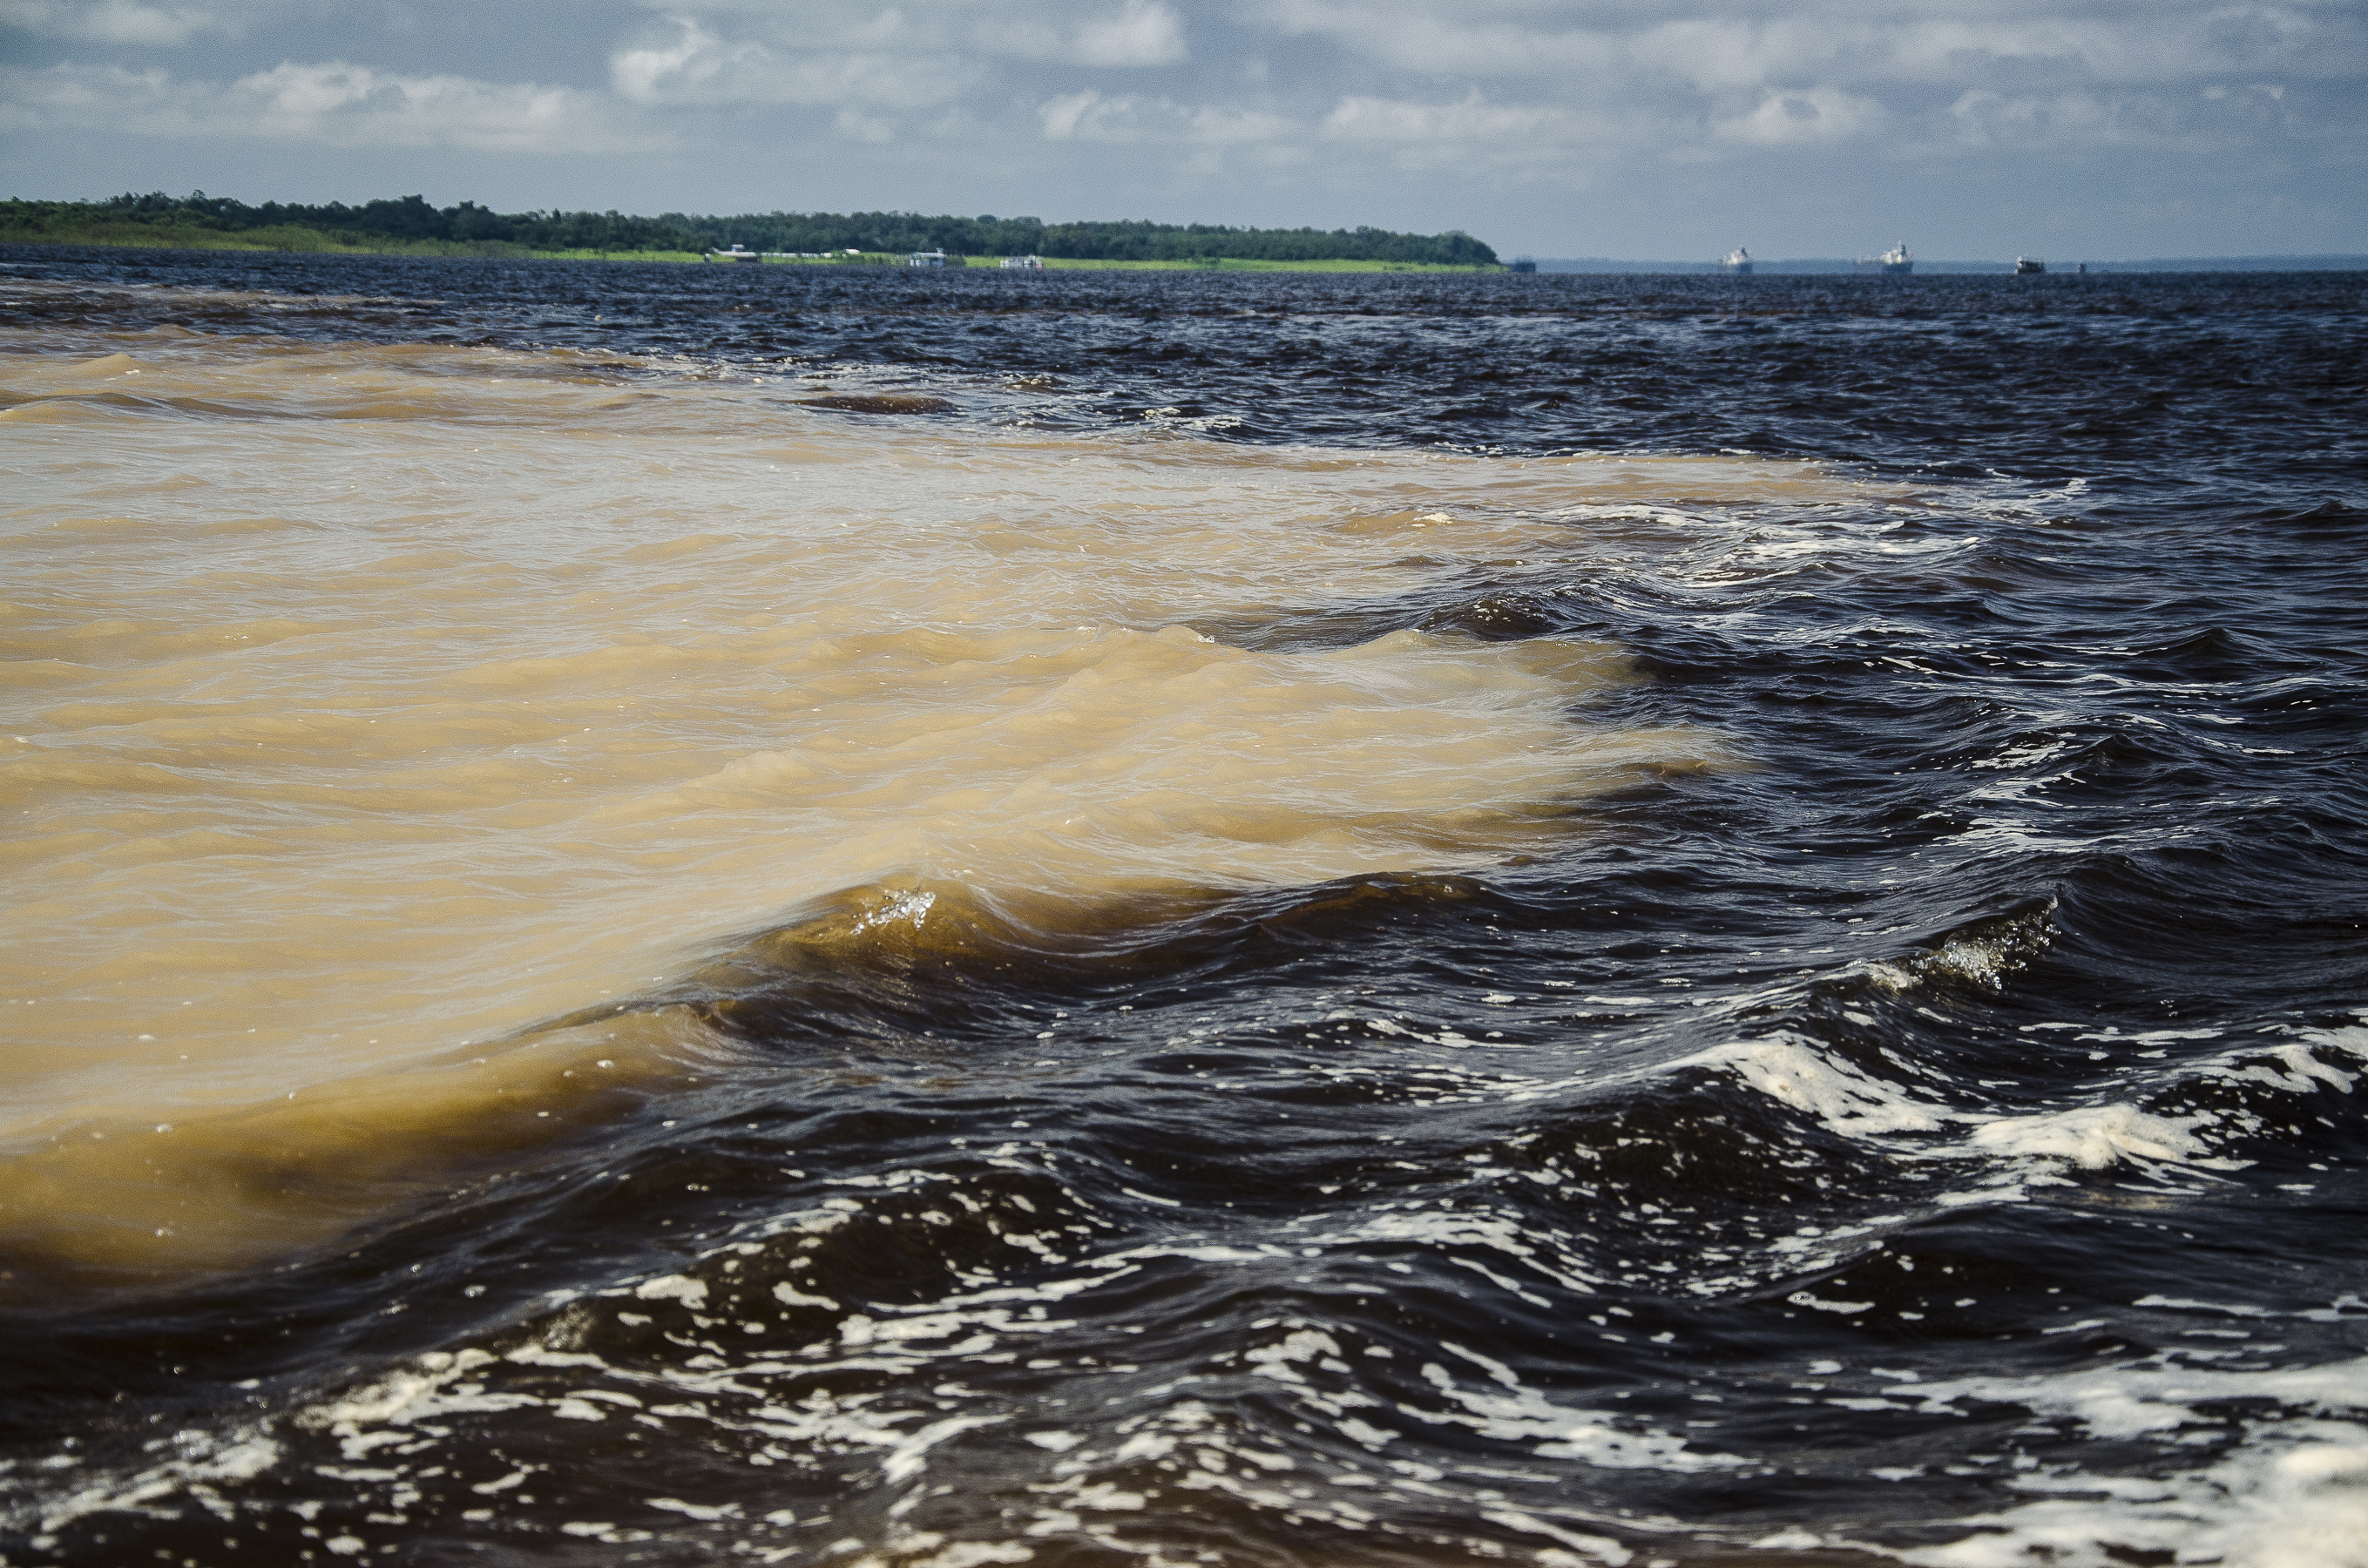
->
[1692,1034,1949,1139]
[1961,1104,2239,1172]
[14,1428,281,1536]
[633,1274,709,1308]
[1907,1419,2368,1568]
[1886,1349,2368,1565]
[1693,1012,2368,1208]
[1411,1343,1739,1472]
[1905,1354,2368,1441]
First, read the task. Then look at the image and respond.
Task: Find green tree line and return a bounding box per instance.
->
[661,210,1498,264]
[1,191,1499,266]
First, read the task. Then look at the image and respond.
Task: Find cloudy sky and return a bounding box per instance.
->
[4,0,2363,258]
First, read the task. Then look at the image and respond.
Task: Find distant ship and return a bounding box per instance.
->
[2015,257,2047,274]
[1853,242,1912,275]
[1722,247,1753,275]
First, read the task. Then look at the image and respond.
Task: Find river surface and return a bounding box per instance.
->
[2,248,2365,1566]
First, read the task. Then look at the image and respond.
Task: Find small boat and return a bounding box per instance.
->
[705,245,762,263]
[2014,257,2047,274]
[1722,247,1753,275]
[999,255,1045,270]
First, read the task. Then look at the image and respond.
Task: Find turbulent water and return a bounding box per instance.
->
[2,249,2364,1568]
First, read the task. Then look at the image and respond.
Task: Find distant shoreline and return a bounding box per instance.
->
[0,196,1501,269]
[0,230,1495,273]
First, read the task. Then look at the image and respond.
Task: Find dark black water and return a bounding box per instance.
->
[4,247,2366,1566]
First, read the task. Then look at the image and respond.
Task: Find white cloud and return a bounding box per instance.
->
[1714,85,1886,145]
[1071,0,1186,66]
[1255,0,2367,91]
[623,0,1186,69]
[1242,0,2365,172]
[1037,86,1112,139]
[1036,88,1278,145]
[1186,100,1292,145]
[1942,80,2296,152]
[1320,91,1569,147]
[1313,91,1646,176]
[0,59,648,152]
[1948,86,2112,149]
[0,0,227,45]
[831,105,895,141]
[610,17,974,111]
[616,5,1213,118]
[610,17,766,105]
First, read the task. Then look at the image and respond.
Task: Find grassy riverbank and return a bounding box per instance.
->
[984,256,1495,273]
[700,254,1499,273]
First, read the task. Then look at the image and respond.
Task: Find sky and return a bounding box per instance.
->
[3,0,2363,260]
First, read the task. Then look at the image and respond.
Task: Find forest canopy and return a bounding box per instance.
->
[2,192,1501,266]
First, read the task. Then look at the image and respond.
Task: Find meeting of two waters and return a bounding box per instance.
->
[1,250,2363,1565]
